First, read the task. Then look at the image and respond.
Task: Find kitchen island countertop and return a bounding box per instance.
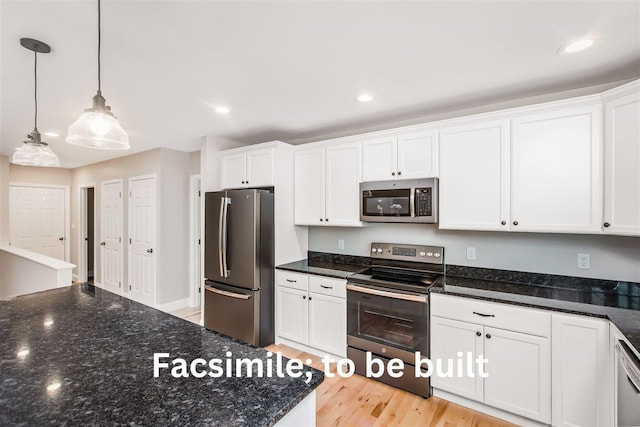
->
[0,284,323,426]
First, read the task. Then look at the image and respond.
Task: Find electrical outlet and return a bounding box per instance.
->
[466,247,476,260]
[578,253,590,269]
[338,239,345,250]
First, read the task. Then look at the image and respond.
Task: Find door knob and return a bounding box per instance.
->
[147,248,153,254]
[58,237,64,241]
[100,242,106,246]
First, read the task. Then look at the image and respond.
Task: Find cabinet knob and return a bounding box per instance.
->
[397,171,402,176]
[501,221,506,225]
[513,221,518,226]
[246,181,249,184]
[303,295,306,300]
[476,331,481,337]
[603,222,610,228]
[241,181,245,184]
[309,296,312,301]
[58,236,64,241]
[391,172,396,176]
[325,218,329,222]
[320,218,323,222]
[486,333,492,339]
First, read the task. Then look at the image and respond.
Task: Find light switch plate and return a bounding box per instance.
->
[338,239,345,250]
[466,247,476,260]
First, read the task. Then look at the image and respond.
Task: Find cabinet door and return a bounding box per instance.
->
[246,149,274,187]
[430,316,484,402]
[221,153,247,189]
[397,131,438,179]
[294,149,325,225]
[483,327,551,423]
[276,286,309,345]
[362,136,397,181]
[552,314,610,427]
[511,106,602,233]
[439,120,510,231]
[309,292,346,357]
[604,91,640,236]
[325,142,362,226]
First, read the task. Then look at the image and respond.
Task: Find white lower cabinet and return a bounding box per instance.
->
[430,294,551,424]
[276,271,346,357]
[551,313,611,427]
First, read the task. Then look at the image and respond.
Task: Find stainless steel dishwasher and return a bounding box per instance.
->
[616,340,640,426]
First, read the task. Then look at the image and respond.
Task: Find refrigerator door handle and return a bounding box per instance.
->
[218,196,225,278]
[222,196,229,278]
[205,285,251,300]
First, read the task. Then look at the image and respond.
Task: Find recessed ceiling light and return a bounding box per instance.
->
[43,132,59,138]
[17,348,30,358]
[215,106,230,114]
[357,94,374,103]
[43,319,54,327]
[563,39,594,53]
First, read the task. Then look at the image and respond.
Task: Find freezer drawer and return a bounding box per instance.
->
[204,282,260,346]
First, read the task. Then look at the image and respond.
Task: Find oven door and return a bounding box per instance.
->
[347,283,429,364]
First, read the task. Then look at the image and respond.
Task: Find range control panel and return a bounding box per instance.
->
[370,242,444,264]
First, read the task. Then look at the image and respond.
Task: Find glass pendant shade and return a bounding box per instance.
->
[12,141,61,167]
[66,110,129,150]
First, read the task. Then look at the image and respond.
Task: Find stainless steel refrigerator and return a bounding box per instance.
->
[203,188,274,347]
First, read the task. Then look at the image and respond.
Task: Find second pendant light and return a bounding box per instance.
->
[66,0,129,150]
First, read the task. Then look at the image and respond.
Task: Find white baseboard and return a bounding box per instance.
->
[433,388,547,427]
[72,274,79,282]
[156,297,192,313]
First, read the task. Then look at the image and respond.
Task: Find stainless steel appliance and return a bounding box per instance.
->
[360,178,438,223]
[616,340,640,426]
[347,242,444,397]
[204,189,274,347]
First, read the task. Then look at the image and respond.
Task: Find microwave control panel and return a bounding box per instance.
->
[416,188,432,216]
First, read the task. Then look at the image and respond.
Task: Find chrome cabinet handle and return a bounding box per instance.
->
[473,311,495,318]
[410,188,416,217]
[205,286,251,300]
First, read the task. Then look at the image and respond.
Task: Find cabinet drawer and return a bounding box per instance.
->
[309,275,346,299]
[276,270,309,291]
[430,293,550,337]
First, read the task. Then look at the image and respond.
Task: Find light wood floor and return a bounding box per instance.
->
[171,307,516,427]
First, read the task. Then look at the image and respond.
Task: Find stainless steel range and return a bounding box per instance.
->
[347,242,444,398]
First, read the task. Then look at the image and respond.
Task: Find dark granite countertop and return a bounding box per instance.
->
[0,285,323,426]
[276,252,370,279]
[433,265,640,356]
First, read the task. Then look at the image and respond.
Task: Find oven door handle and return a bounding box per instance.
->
[347,283,428,303]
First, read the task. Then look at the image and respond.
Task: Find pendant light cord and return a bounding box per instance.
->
[97,0,101,94]
[34,49,38,131]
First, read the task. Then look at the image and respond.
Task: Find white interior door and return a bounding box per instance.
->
[9,185,65,260]
[129,175,157,307]
[101,180,123,293]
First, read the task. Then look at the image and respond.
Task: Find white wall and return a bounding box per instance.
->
[0,155,9,245]
[9,164,72,186]
[309,225,640,282]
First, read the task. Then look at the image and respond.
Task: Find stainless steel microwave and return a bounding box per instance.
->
[360,178,438,223]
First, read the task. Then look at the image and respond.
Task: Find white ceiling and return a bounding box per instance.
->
[1,0,639,168]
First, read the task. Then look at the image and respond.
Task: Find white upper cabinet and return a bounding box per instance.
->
[603,85,640,236]
[294,148,325,226]
[294,142,363,227]
[511,105,602,233]
[439,120,510,231]
[221,148,274,189]
[362,130,438,181]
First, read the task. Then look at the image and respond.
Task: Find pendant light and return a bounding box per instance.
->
[11,38,60,168]
[66,0,129,150]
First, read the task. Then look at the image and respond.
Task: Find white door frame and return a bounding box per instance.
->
[189,174,202,307]
[100,179,124,291]
[77,183,96,283]
[8,182,70,262]
[128,173,159,305]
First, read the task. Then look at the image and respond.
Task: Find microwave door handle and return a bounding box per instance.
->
[218,197,225,278]
[410,188,416,217]
[222,197,229,278]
